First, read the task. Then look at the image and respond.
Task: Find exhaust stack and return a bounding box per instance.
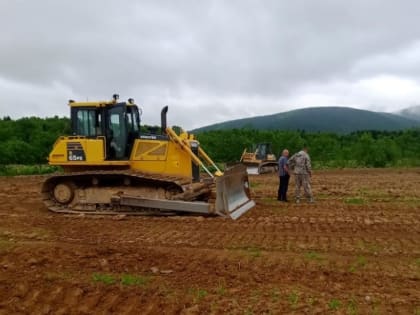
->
[161,106,168,134]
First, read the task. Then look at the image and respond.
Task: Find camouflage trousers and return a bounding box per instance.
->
[295,174,313,201]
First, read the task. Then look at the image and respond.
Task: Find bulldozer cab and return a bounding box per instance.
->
[70,97,141,160]
[255,143,273,160]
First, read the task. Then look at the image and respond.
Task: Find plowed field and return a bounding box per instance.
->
[0,169,419,314]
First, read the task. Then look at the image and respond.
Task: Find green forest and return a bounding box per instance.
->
[0,117,420,172]
[0,116,70,165]
[196,129,420,168]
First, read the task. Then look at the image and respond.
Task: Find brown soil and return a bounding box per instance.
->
[0,169,419,314]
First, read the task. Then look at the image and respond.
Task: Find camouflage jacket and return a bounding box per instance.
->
[288,150,311,175]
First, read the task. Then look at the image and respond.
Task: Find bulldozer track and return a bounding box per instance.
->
[41,170,215,216]
[8,211,416,256]
[53,230,418,256]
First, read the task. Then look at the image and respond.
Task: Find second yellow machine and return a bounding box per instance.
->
[42,94,255,219]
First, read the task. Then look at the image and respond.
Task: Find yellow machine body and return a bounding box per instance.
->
[49,134,195,178]
[43,95,254,219]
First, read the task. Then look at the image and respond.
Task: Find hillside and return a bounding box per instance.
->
[397,105,420,122]
[194,107,420,133]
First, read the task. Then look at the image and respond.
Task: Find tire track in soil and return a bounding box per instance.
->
[38,211,419,257]
[0,248,418,314]
[0,282,168,315]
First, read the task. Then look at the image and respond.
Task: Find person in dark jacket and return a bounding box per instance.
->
[277,149,290,202]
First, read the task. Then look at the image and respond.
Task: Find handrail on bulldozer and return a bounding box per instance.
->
[165,127,223,178]
[197,146,223,176]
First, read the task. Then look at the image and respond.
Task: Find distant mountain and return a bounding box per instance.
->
[396,105,420,122]
[193,107,420,133]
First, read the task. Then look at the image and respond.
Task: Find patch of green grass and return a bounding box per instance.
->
[346,297,358,315]
[415,258,420,267]
[288,290,299,309]
[304,251,324,261]
[344,197,365,205]
[92,273,116,285]
[188,288,208,302]
[271,288,280,303]
[260,197,281,205]
[356,187,394,201]
[195,288,208,300]
[245,246,262,258]
[413,307,420,315]
[349,256,367,273]
[228,245,263,258]
[357,187,369,194]
[120,274,149,286]
[315,192,329,199]
[328,298,341,310]
[0,164,61,176]
[215,283,226,296]
[92,273,151,287]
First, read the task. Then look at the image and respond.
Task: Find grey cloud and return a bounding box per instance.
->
[1,0,420,128]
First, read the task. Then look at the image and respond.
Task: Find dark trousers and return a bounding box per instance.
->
[278,174,290,201]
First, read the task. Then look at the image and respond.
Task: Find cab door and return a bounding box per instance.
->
[106,104,128,160]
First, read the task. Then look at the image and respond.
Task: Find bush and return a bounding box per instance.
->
[0,165,61,176]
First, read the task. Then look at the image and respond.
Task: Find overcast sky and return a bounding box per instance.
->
[1,0,420,129]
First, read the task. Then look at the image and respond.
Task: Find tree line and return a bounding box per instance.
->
[196,128,420,168]
[0,116,70,164]
[1,116,419,168]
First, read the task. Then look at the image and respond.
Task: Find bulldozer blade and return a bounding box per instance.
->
[215,164,255,220]
[258,162,279,174]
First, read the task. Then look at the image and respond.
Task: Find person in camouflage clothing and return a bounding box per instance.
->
[288,147,314,203]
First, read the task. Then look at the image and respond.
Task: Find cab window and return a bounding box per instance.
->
[76,109,96,136]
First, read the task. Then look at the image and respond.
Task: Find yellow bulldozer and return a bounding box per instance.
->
[240,143,279,174]
[42,94,255,220]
